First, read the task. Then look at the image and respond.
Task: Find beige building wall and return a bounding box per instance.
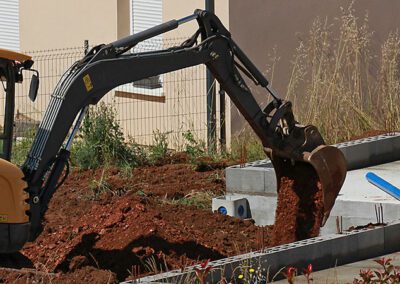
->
[20,0,121,51]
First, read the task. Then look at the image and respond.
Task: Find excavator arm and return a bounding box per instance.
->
[1,10,346,253]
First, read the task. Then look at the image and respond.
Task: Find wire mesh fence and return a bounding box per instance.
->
[11,38,228,149]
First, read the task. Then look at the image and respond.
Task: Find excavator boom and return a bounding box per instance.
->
[0,9,346,253]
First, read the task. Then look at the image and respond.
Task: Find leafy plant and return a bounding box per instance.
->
[72,102,147,169]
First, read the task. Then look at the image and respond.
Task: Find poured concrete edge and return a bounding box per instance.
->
[125,220,400,284]
[337,132,400,170]
[226,133,400,194]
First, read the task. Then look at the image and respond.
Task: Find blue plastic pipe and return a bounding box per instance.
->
[366,172,400,201]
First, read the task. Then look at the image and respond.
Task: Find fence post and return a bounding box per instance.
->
[205,0,216,154]
[84,40,89,55]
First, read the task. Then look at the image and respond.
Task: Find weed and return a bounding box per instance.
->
[230,128,265,163]
[280,2,400,143]
[182,130,206,160]
[178,191,217,210]
[87,168,111,200]
[160,190,218,210]
[149,130,171,164]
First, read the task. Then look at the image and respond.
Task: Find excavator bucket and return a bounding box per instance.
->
[268,134,347,227]
[305,145,347,225]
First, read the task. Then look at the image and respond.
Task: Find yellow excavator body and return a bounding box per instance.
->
[0,158,29,224]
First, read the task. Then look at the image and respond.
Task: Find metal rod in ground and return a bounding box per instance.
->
[219,87,226,152]
[206,0,216,153]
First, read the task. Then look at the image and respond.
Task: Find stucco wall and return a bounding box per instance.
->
[229,0,400,133]
[20,0,121,50]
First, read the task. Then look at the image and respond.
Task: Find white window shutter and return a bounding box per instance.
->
[0,0,19,51]
[131,0,163,51]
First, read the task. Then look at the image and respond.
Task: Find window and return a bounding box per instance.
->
[0,0,19,51]
[131,0,163,51]
[115,0,163,97]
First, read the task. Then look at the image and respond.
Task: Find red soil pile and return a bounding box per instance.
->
[0,156,330,282]
[272,162,323,245]
[0,163,271,283]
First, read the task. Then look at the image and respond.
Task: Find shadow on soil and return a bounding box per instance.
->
[56,232,225,281]
[0,253,34,269]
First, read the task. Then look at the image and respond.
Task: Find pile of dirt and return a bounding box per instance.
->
[0,152,335,282]
[272,161,323,245]
[0,163,271,283]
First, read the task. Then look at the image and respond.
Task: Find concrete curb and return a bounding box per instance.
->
[125,220,400,284]
[226,133,400,194]
[338,133,400,170]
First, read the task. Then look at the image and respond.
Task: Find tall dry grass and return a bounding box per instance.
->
[284,2,400,143]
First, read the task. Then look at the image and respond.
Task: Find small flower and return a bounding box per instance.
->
[374,257,392,267]
[303,264,313,283]
[283,266,297,284]
[238,274,244,279]
[200,259,211,269]
[303,264,312,275]
[359,269,373,282]
[194,259,213,284]
[249,268,255,273]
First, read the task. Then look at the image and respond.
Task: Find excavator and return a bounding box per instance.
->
[0,9,346,253]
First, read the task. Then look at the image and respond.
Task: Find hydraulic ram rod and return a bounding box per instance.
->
[112,13,198,51]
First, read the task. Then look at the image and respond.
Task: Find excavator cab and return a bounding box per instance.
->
[0,49,38,161]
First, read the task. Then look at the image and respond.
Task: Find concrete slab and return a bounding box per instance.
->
[224,160,400,234]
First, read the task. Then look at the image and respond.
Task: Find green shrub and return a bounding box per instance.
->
[73,102,148,169]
